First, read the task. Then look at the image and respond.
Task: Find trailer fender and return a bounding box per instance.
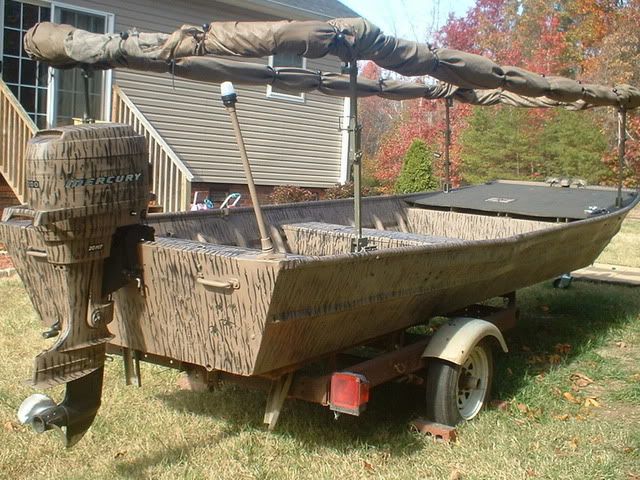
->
[422,317,508,366]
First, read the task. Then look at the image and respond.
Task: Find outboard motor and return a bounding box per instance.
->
[2,123,150,447]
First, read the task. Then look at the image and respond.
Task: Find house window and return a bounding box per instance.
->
[267,52,306,102]
[1,0,51,128]
[50,4,113,126]
[1,1,114,128]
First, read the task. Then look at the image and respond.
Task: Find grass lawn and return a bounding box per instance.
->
[0,218,639,479]
[0,276,639,479]
[597,219,640,268]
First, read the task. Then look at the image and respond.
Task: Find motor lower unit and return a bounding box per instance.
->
[4,123,150,447]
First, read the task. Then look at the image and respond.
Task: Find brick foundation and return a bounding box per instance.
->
[0,174,20,216]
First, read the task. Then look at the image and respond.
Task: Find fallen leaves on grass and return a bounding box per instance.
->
[563,392,582,404]
[584,397,601,408]
[567,437,579,451]
[490,399,510,411]
[526,354,547,365]
[616,341,628,349]
[548,354,562,365]
[553,414,570,421]
[554,343,572,354]
[561,391,602,409]
[3,421,20,432]
[570,372,594,388]
[554,437,581,456]
[513,403,543,420]
[449,468,463,480]
[590,435,604,445]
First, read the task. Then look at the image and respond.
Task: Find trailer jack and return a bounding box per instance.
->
[18,367,104,448]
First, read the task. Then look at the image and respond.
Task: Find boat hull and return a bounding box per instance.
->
[2,191,635,377]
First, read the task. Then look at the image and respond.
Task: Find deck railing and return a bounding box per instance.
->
[112,85,193,212]
[0,79,38,204]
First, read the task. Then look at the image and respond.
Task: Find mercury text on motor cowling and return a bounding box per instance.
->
[63,172,143,189]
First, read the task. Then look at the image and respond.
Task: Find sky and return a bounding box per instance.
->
[341,0,476,41]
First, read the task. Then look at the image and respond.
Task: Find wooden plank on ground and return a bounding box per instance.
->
[573,263,640,286]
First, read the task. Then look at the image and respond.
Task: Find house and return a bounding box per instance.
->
[0,0,359,213]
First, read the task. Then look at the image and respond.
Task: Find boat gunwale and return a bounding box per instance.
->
[139,188,639,269]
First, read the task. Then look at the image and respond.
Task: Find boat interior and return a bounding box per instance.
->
[145,182,638,258]
[148,191,564,258]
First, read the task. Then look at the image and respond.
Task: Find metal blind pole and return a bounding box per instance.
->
[221,82,274,253]
[444,97,452,192]
[348,61,367,252]
[616,107,626,208]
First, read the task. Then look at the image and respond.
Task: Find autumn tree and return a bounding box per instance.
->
[359,0,640,188]
[358,61,401,187]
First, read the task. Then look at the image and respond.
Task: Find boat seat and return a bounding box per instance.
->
[281,221,460,256]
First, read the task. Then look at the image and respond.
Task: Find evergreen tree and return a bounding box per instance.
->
[459,106,608,185]
[539,110,607,183]
[460,106,538,184]
[394,140,439,193]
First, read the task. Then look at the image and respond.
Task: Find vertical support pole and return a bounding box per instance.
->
[348,61,367,252]
[443,97,452,192]
[81,68,93,124]
[616,107,626,208]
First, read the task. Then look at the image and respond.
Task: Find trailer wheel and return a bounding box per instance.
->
[425,341,494,426]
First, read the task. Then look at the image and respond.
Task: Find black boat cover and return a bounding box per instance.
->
[407,182,637,220]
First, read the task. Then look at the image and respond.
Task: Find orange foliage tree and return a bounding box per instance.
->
[360,0,640,188]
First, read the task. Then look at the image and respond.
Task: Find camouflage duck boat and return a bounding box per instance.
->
[2,17,639,447]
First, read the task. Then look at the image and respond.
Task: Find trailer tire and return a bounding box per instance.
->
[425,340,494,426]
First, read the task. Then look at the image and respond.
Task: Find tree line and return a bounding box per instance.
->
[360,0,640,193]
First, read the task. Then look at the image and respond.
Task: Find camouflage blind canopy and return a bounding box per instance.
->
[22,18,640,111]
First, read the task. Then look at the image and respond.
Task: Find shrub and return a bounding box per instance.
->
[394,139,439,193]
[324,182,380,199]
[325,182,354,199]
[268,185,315,204]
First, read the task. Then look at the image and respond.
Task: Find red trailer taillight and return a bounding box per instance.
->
[329,372,370,415]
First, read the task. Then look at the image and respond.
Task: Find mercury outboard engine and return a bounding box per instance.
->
[2,123,151,447]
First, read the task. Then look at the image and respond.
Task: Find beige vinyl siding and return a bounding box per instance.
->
[59,0,346,187]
